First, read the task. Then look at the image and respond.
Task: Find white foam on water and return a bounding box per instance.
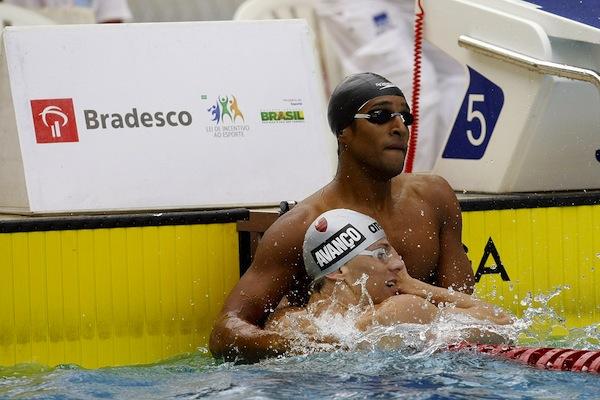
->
[273,273,600,358]
[271,274,525,357]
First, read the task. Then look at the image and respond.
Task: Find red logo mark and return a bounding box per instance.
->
[30,98,79,143]
[315,217,328,232]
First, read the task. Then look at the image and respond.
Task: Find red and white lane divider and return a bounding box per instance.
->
[449,342,600,373]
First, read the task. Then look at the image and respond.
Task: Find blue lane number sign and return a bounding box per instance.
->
[442,67,504,159]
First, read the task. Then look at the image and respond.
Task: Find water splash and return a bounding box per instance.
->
[513,286,570,345]
[271,274,521,358]
[270,278,600,360]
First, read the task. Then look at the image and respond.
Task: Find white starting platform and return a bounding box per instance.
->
[0,20,336,214]
[428,0,600,193]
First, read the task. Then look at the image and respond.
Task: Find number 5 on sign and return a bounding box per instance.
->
[442,67,504,160]
[466,94,486,146]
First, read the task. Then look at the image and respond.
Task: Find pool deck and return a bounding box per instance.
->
[0,208,250,232]
[2,190,599,231]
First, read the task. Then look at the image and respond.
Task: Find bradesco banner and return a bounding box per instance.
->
[3,21,335,213]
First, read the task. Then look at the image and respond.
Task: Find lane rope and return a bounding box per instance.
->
[449,342,600,373]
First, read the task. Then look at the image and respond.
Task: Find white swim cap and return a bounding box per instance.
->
[303,209,386,282]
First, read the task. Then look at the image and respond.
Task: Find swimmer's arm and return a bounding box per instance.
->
[432,176,475,293]
[356,294,510,346]
[210,311,290,362]
[209,212,307,362]
[266,307,340,346]
[397,277,512,325]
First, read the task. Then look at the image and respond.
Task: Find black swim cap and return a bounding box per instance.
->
[327,72,406,135]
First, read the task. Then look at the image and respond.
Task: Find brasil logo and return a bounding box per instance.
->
[260,110,305,123]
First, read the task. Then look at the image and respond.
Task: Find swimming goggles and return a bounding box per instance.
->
[354,110,414,126]
[359,247,392,263]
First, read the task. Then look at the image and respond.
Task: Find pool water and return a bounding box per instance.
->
[1,286,599,400]
[2,345,600,400]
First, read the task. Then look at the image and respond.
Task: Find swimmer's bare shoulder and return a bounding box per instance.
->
[391,173,455,204]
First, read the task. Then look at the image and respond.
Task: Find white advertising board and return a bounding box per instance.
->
[0,20,337,214]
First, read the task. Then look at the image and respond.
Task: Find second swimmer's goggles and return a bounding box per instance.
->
[354,109,414,126]
[358,247,392,263]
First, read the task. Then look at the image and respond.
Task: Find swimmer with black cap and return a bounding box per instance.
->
[211,73,474,362]
[328,72,414,136]
[266,209,511,348]
[327,72,416,183]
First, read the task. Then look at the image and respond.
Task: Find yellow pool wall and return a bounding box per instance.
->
[464,204,600,329]
[0,223,239,369]
[1,200,599,368]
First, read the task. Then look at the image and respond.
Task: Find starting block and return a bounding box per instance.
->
[428,0,600,192]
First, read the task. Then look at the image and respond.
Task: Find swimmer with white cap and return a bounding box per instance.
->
[211,72,475,362]
[267,209,512,344]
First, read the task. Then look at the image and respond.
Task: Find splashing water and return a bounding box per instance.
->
[513,286,573,345]
[270,276,600,361]
[270,274,378,355]
[269,274,531,359]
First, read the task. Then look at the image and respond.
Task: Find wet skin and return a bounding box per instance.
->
[264,239,413,337]
[209,95,475,362]
[266,238,511,337]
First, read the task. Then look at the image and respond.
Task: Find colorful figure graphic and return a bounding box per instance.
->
[208,103,220,124]
[207,94,245,125]
[230,95,245,123]
[219,96,233,123]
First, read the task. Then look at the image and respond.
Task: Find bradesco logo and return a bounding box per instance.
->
[260,110,305,123]
[31,98,194,143]
[84,107,192,130]
[311,223,366,271]
[30,98,79,143]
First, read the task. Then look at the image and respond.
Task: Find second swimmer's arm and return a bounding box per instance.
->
[397,276,512,325]
[209,210,309,362]
[209,257,296,362]
[210,311,291,362]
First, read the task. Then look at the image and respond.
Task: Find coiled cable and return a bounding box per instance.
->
[404,0,425,173]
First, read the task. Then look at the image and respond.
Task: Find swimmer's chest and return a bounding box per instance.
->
[380,207,441,283]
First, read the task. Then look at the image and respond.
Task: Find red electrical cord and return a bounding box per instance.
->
[404,0,425,173]
[449,342,600,373]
